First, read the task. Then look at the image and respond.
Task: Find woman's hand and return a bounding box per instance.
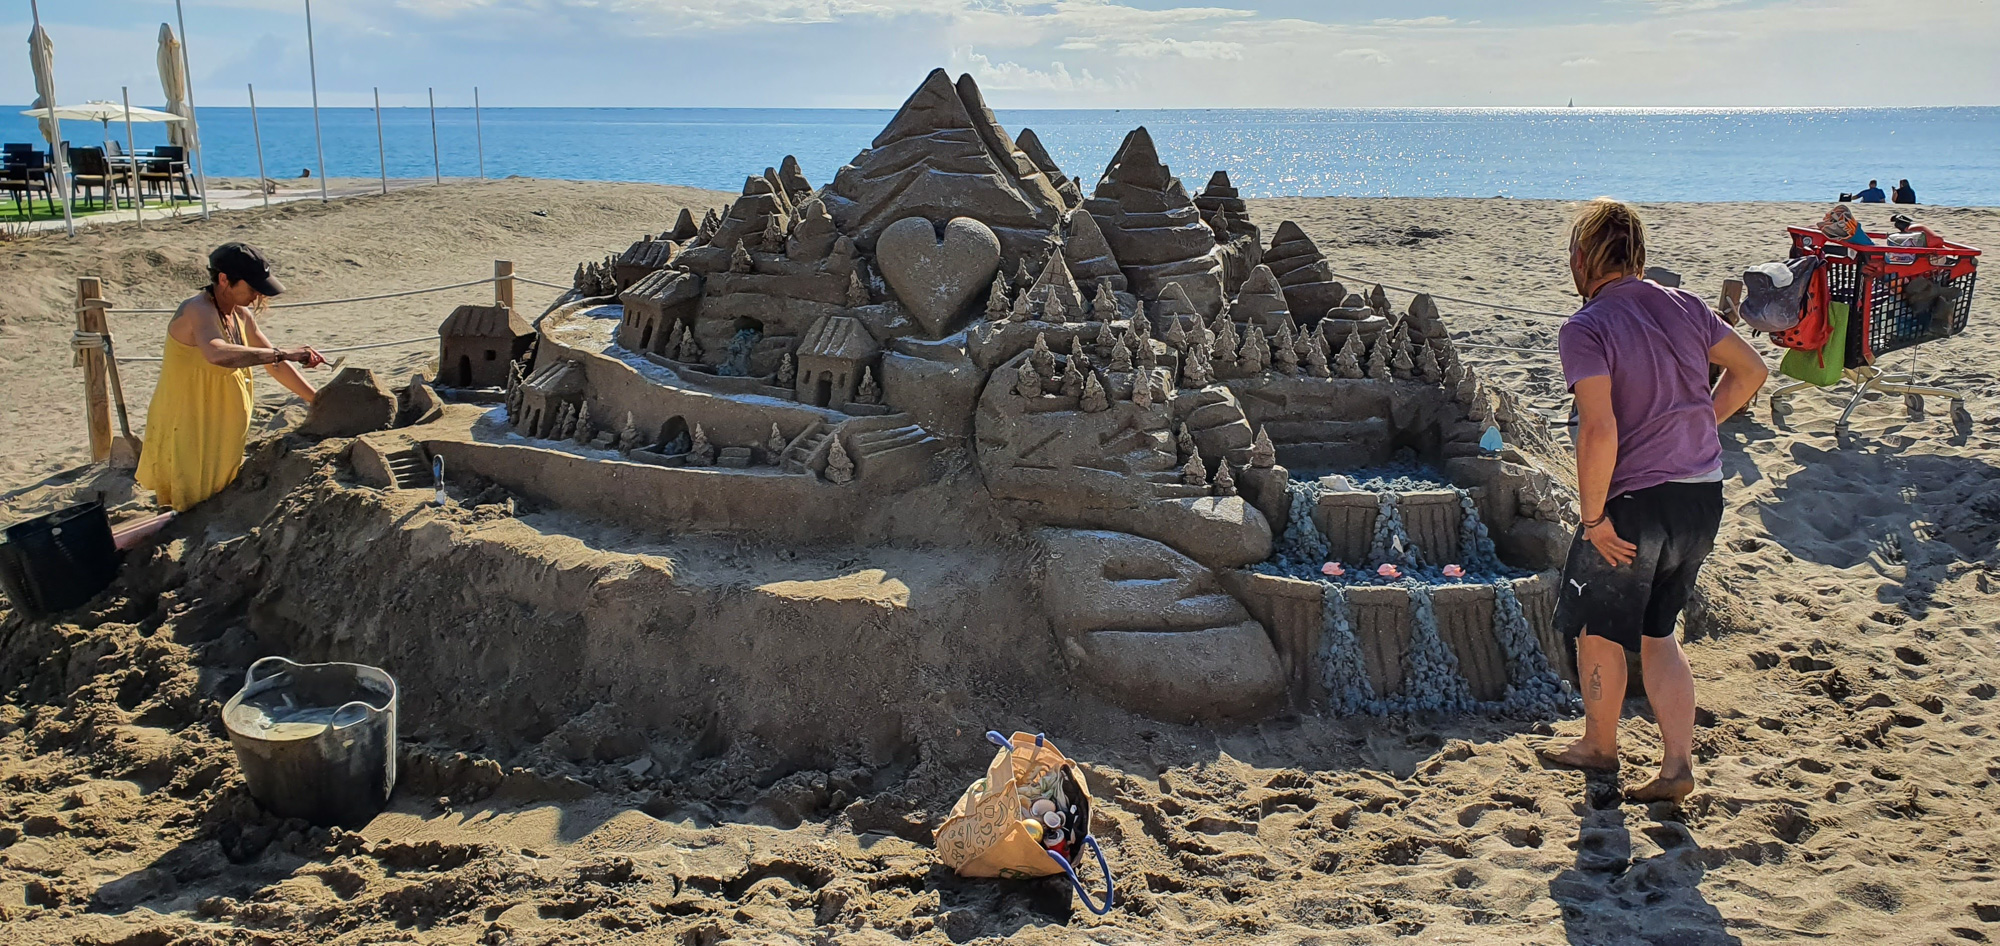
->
[277,346,326,368]
[1585,518,1637,567]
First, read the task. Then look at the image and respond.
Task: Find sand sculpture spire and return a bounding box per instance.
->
[1263,221,1347,323]
[1085,126,1225,316]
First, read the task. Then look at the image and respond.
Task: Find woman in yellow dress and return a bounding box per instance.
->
[136,243,325,510]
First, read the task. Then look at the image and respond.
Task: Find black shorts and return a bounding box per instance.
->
[1554,480,1725,654]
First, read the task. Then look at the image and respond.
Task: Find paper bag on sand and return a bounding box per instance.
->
[933,731,1115,915]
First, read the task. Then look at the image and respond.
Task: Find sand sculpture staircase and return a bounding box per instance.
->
[781,413,941,482]
[380,447,433,491]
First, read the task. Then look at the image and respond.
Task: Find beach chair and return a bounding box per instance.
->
[0,153,55,215]
[67,147,124,210]
[141,146,193,201]
[1768,226,1982,431]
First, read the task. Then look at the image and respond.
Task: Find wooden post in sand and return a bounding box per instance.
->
[494,260,514,311]
[76,277,112,463]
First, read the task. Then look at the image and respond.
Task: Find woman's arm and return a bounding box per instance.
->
[1708,330,1768,424]
[181,300,295,370]
[1573,375,1635,567]
[241,311,323,404]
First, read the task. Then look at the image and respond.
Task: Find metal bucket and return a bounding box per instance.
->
[222,656,399,827]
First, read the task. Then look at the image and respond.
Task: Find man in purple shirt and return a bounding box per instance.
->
[1541,199,1769,804]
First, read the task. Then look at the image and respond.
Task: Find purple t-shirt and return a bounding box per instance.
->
[1559,278,1734,498]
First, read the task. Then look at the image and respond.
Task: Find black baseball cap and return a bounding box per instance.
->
[209,242,285,297]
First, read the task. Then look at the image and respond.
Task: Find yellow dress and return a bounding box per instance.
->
[135,331,254,511]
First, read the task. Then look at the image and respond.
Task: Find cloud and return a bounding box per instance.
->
[1371,16,1457,27]
[1109,38,1244,60]
[1562,57,1601,67]
[1670,28,1743,42]
[954,48,1121,91]
[1336,48,1391,65]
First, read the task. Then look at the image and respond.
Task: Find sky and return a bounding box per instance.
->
[3,0,1996,110]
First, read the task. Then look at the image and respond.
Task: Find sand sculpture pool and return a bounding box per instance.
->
[282,69,1582,768]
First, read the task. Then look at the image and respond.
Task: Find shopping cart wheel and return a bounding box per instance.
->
[1951,400,1972,425]
[1904,394,1925,416]
[1770,396,1793,424]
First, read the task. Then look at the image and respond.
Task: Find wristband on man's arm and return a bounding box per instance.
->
[1581,512,1608,528]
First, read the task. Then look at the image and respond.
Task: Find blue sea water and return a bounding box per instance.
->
[4,105,1994,204]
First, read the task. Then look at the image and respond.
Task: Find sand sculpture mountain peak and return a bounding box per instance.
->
[825,69,1065,265]
[1085,126,1224,314]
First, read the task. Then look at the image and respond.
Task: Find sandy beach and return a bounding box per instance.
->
[3,181,2000,944]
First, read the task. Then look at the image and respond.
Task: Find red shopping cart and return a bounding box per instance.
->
[1768,226,1981,431]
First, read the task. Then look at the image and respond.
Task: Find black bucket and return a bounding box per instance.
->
[222,657,399,827]
[0,501,120,618]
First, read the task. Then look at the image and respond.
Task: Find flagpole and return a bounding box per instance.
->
[428,87,441,185]
[305,0,328,203]
[248,83,270,208]
[120,87,142,226]
[473,86,485,180]
[29,0,73,237]
[173,0,208,219]
[373,87,387,195]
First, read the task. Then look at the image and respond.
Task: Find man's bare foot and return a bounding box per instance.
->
[1627,774,1695,804]
[1537,741,1620,773]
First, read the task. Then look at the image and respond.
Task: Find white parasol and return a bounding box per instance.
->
[18,101,184,152]
[157,24,194,150]
[28,23,58,144]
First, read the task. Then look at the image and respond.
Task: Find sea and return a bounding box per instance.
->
[4,106,1994,205]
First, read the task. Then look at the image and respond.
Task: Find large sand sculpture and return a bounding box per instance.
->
[319,70,1579,766]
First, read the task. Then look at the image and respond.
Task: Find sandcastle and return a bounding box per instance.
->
[387,69,1580,724]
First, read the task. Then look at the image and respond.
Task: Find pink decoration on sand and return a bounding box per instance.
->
[1377,563,1401,578]
[1442,564,1465,578]
[1321,562,1344,577]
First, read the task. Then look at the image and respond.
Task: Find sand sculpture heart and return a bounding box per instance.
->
[875,216,1002,337]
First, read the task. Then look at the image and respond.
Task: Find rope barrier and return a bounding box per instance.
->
[1454,341,1561,355]
[91,271,573,317]
[513,275,573,290]
[1326,269,1574,323]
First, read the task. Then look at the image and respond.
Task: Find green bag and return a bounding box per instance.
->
[1779,302,1849,387]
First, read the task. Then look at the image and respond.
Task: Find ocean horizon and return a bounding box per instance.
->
[4,105,1994,205]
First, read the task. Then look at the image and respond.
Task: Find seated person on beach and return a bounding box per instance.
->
[135,243,325,511]
[1855,180,1886,203]
[1893,179,1917,204]
[1540,198,1769,804]
[1890,213,1941,246]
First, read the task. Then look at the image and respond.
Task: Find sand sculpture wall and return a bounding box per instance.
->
[369,67,1581,728]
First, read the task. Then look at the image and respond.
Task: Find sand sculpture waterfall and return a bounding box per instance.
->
[377,69,1580,736]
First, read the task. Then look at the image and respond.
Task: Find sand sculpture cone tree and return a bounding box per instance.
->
[1335,329,1365,378]
[1110,334,1133,371]
[857,367,880,404]
[1031,333,1058,378]
[1366,329,1392,381]
[1069,337,1091,371]
[1210,313,1240,376]
[1249,427,1277,468]
[777,353,796,385]
[1305,332,1333,378]
[574,409,596,445]
[1010,290,1033,323]
[1061,359,1085,398]
[985,273,1011,321]
[1181,446,1208,487]
[1131,370,1154,407]
[1080,372,1109,412]
[1211,461,1237,497]
[822,69,1065,265]
[766,423,787,463]
[689,424,716,466]
[825,435,855,484]
[1273,322,1299,374]
[1389,323,1416,380]
[1017,360,1045,397]
[1091,280,1120,321]
[1094,321,1116,360]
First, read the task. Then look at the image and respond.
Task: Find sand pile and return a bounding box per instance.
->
[1,187,1999,944]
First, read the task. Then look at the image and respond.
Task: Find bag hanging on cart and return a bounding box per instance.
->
[1779,302,1849,387]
